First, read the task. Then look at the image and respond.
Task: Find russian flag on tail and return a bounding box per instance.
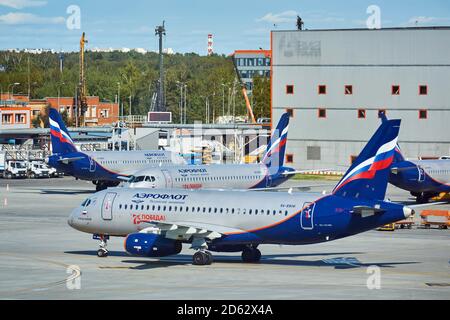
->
[333,119,401,200]
[49,108,77,155]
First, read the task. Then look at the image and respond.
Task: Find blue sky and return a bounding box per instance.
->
[1,0,449,54]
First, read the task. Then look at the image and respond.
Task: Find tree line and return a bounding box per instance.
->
[0,51,271,124]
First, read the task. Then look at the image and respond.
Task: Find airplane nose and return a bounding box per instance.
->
[68,208,80,229]
[403,207,415,218]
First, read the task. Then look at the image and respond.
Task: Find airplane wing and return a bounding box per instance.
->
[138,220,245,245]
[249,184,333,192]
[280,169,333,176]
[57,156,85,164]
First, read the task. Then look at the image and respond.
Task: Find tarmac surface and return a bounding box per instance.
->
[0,177,449,300]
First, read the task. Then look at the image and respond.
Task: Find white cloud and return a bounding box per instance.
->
[408,16,450,25]
[257,10,299,24]
[0,12,65,24]
[0,0,47,9]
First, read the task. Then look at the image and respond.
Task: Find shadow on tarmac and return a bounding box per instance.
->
[65,250,418,270]
[41,189,94,195]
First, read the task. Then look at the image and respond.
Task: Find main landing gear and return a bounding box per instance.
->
[241,246,262,263]
[191,246,262,265]
[95,235,109,258]
[193,250,213,266]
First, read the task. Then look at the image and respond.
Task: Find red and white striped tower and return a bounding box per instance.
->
[207,34,213,56]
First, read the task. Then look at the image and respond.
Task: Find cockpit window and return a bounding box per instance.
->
[134,176,146,183]
[81,199,89,207]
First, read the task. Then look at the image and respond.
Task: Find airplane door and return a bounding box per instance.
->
[162,170,173,188]
[101,192,116,220]
[89,157,96,173]
[418,166,425,182]
[300,202,315,230]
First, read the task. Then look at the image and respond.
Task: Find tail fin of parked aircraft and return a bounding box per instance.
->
[261,112,290,169]
[49,108,77,154]
[333,119,401,200]
[379,111,405,163]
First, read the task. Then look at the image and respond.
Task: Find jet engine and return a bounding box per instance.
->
[125,233,182,257]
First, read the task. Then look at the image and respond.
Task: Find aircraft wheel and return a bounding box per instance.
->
[242,248,261,263]
[97,248,108,258]
[193,251,210,265]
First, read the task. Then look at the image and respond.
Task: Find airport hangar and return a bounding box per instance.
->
[271,27,450,171]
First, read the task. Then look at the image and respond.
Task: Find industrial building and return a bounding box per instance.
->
[232,50,271,92]
[271,27,450,170]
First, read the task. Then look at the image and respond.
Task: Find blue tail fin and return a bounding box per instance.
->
[49,108,77,154]
[379,111,405,163]
[333,119,401,200]
[261,112,290,169]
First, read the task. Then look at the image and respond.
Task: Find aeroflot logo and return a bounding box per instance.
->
[178,168,207,174]
[133,193,188,200]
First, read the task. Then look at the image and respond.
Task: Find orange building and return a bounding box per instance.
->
[0,93,119,129]
[0,93,31,129]
[46,96,119,127]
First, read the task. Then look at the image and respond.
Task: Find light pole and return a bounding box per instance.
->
[117,82,121,121]
[221,83,226,118]
[8,82,20,100]
[57,82,65,112]
[183,84,187,124]
[0,84,3,106]
[176,81,185,125]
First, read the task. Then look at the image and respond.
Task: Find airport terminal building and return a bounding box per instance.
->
[271,27,450,170]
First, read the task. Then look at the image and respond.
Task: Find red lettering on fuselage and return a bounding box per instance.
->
[182,183,202,189]
[132,213,166,225]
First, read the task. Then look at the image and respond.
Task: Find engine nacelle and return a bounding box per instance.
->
[125,233,182,257]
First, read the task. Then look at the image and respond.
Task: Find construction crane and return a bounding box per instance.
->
[231,57,256,124]
[77,32,88,127]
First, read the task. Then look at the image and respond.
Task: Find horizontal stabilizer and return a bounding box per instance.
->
[390,166,416,175]
[58,156,85,164]
[351,205,386,217]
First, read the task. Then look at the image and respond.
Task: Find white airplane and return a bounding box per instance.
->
[46,108,186,191]
[125,113,311,190]
[69,118,422,265]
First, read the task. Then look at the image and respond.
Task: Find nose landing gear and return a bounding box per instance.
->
[95,234,109,257]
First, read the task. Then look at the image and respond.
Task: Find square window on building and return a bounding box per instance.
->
[286,85,294,95]
[307,146,321,161]
[392,85,400,95]
[419,109,428,119]
[318,85,327,95]
[286,154,294,163]
[378,109,387,118]
[358,109,366,119]
[419,85,428,95]
[345,85,353,95]
[318,108,327,118]
[286,108,294,118]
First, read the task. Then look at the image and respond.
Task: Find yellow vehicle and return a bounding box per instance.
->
[377,223,396,231]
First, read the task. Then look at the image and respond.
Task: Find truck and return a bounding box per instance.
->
[420,210,450,229]
[27,161,50,179]
[2,160,28,179]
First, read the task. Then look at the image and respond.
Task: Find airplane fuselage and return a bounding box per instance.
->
[69,188,410,249]
[127,163,295,190]
[48,150,186,182]
[389,159,450,198]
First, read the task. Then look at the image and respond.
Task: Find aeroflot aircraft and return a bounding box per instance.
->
[126,113,304,190]
[389,147,450,203]
[69,118,419,265]
[46,109,186,191]
[379,114,450,203]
